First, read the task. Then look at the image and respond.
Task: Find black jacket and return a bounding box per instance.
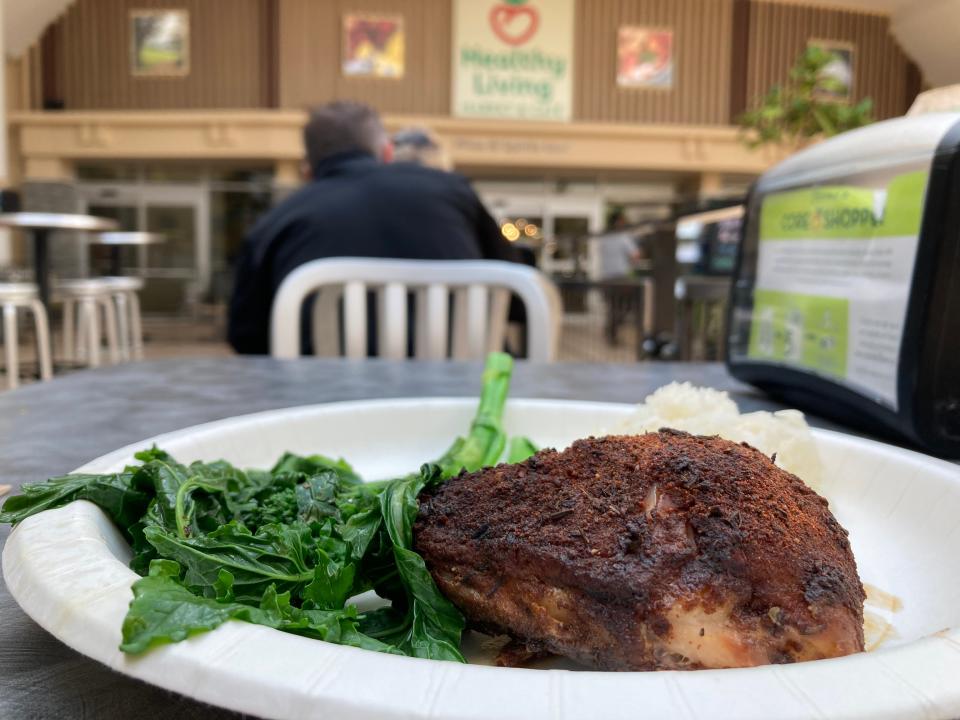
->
[228,152,514,354]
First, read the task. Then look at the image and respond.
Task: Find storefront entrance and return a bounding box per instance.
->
[72,163,275,318]
[479,191,606,276]
[77,183,209,315]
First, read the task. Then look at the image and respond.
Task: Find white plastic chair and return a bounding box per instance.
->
[270,258,562,362]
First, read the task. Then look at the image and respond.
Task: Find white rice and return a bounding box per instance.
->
[614,382,824,493]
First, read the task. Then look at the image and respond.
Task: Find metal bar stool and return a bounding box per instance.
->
[89,232,163,361]
[0,282,53,389]
[55,279,120,368]
[99,276,145,361]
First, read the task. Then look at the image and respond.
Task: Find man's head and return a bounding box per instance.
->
[607,207,627,231]
[392,127,451,170]
[302,101,392,176]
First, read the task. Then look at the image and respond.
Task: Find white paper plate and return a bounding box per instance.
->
[5,398,960,720]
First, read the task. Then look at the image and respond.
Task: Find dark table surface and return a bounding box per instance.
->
[0,358,856,720]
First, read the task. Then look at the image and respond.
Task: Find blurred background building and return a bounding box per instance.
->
[0,0,953,360]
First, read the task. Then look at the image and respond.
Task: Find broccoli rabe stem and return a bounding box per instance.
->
[436,352,513,478]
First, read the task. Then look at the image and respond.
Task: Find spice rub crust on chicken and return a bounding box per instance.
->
[414,430,865,671]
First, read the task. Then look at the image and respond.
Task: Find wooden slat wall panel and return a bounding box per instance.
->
[729,0,750,119]
[50,0,268,109]
[29,45,44,110]
[573,0,734,125]
[746,1,911,120]
[34,0,915,120]
[278,0,451,114]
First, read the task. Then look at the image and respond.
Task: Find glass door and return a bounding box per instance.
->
[545,198,605,279]
[481,192,604,276]
[78,183,209,315]
[142,186,209,314]
[480,195,547,272]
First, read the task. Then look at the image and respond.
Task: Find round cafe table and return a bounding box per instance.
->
[0,212,118,309]
[90,231,165,276]
[0,358,855,719]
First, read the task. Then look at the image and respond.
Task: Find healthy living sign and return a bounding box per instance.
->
[453,0,574,121]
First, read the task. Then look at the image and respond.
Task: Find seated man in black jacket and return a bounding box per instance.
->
[228,101,514,354]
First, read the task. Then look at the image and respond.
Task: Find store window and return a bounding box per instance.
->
[75,163,276,314]
[142,164,203,183]
[76,163,139,181]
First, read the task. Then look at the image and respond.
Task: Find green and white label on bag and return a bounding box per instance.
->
[747,170,929,410]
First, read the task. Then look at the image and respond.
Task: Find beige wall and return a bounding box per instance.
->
[747,1,913,120]
[278,0,452,114]
[9,111,790,179]
[31,0,918,121]
[574,0,734,125]
[46,0,271,110]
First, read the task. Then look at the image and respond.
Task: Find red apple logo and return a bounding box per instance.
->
[489,0,539,47]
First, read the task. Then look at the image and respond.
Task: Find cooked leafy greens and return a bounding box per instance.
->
[0,352,520,660]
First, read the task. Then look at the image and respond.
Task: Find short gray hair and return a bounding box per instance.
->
[303,101,387,173]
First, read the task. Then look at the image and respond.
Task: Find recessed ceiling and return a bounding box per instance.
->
[4,0,76,57]
[755,0,959,87]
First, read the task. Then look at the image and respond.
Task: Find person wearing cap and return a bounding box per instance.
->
[392,127,453,170]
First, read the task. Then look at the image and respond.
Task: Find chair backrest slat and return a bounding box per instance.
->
[416,283,448,360]
[464,284,488,359]
[486,288,510,354]
[311,286,342,357]
[270,258,562,362]
[342,281,367,359]
[378,282,408,360]
[449,287,469,360]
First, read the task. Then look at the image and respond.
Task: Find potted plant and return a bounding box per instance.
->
[739,46,874,150]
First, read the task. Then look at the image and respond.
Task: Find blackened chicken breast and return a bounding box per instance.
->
[414,431,864,670]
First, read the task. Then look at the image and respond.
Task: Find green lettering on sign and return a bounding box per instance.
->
[759,170,929,241]
[748,290,849,378]
[459,46,567,79]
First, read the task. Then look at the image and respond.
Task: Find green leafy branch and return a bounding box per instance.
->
[739,46,874,149]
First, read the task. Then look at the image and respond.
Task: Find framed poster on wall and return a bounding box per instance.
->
[130,9,190,77]
[616,27,673,88]
[809,39,855,102]
[342,14,405,78]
